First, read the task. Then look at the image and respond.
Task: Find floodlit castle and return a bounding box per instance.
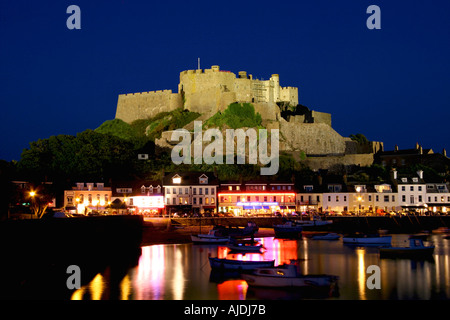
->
[115,65,383,171]
[115,65,298,123]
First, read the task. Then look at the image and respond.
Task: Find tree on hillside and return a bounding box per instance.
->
[350,133,369,145]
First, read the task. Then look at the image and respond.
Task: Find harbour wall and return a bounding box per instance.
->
[171,216,450,233]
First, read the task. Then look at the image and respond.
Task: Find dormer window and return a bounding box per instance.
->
[401,178,407,183]
[304,185,313,192]
[412,177,418,183]
[173,174,181,184]
[199,174,208,184]
[141,185,146,194]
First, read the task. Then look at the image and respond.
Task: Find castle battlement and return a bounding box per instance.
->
[116,65,299,123]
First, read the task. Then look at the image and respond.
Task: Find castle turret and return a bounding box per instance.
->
[271,74,280,102]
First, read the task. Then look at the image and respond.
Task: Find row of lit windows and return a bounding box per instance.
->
[219,195,294,203]
[166,197,215,205]
[166,187,215,195]
[225,185,293,191]
[326,195,396,202]
[67,194,109,204]
[402,195,450,203]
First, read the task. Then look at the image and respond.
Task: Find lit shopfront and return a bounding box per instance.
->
[218,192,296,216]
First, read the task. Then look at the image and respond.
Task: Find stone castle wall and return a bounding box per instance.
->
[279,119,346,155]
[116,65,298,124]
[115,65,383,170]
[115,90,182,123]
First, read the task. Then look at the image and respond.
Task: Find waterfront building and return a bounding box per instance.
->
[64,182,112,214]
[424,181,450,214]
[296,184,322,213]
[111,181,164,216]
[394,170,427,213]
[322,184,349,214]
[163,172,219,216]
[347,183,397,215]
[217,180,296,216]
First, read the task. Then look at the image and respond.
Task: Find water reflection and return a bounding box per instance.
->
[72,234,450,300]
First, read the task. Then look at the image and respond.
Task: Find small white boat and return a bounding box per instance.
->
[209,257,275,271]
[380,237,435,258]
[343,234,392,246]
[311,233,340,240]
[242,260,338,288]
[191,229,229,244]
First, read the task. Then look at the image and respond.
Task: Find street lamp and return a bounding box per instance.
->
[29,191,36,219]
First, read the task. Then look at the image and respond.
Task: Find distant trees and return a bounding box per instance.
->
[18,130,136,183]
[350,133,369,145]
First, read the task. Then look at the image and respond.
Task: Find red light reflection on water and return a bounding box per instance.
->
[215,237,298,299]
[217,237,298,265]
[217,280,248,300]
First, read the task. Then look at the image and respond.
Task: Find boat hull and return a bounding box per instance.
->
[379,246,435,258]
[226,244,263,252]
[343,236,392,245]
[209,258,275,271]
[312,233,340,240]
[242,273,338,288]
[191,235,229,244]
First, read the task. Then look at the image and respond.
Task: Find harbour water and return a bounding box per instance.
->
[71,234,450,300]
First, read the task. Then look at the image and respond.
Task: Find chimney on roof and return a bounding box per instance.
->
[394,145,399,152]
[317,174,323,186]
[417,170,423,179]
[392,169,398,180]
[416,142,420,150]
[419,145,423,154]
[443,148,447,157]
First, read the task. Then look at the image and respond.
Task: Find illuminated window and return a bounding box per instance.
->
[173,175,181,184]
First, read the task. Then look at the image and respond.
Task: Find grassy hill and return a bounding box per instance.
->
[95,108,201,145]
[204,102,263,129]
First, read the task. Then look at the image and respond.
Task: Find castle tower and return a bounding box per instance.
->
[271,74,280,102]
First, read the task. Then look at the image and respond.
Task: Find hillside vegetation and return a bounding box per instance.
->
[204,103,263,129]
[95,108,201,147]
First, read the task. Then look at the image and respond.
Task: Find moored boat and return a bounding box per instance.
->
[191,229,230,244]
[226,240,264,252]
[296,216,333,231]
[242,260,338,288]
[342,233,392,246]
[273,220,303,239]
[209,257,275,271]
[311,233,340,240]
[379,237,435,258]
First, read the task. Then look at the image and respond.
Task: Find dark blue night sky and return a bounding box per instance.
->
[1,0,449,161]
